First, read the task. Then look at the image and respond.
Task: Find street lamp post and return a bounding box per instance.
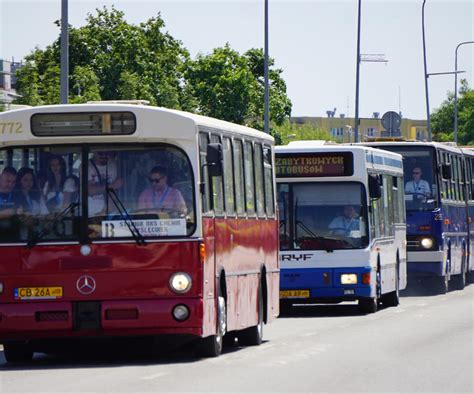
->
[264,0,270,134]
[354,0,362,143]
[454,41,474,144]
[60,0,69,104]
[421,0,431,141]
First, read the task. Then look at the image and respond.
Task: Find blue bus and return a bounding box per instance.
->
[276,142,407,313]
[363,141,472,293]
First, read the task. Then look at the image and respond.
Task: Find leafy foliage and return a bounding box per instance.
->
[272,119,335,145]
[431,80,474,145]
[13,6,292,138]
[15,7,193,109]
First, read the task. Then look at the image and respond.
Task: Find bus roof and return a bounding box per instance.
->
[0,103,274,146]
[359,140,463,155]
[276,141,403,176]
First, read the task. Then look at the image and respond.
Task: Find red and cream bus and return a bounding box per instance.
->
[0,102,279,362]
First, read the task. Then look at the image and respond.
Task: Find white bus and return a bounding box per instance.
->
[276,142,407,313]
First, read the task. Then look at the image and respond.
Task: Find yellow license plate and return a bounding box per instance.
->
[14,287,63,300]
[280,290,310,299]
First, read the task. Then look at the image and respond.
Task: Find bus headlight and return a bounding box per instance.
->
[341,274,358,285]
[421,238,434,249]
[169,272,192,294]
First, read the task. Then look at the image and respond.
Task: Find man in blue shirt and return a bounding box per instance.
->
[328,205,360,236]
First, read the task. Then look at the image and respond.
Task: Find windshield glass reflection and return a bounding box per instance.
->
[278,182,369,251]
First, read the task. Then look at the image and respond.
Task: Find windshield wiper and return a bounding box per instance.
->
[27,202,79,248]
[106,187,146,246]
[295,221,336,252]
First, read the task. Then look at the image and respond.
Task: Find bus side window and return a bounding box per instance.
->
[233,139,246,216]
[243,141,256,216]
[199,132,212,214]
[210,134,224,216]
[263,145,275,217]
[222,137,235,216]
[254,143,266,217]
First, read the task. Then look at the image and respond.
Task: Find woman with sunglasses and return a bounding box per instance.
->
[137,166,187,216]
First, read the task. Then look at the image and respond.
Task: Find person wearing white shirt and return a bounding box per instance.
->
[88,151,123,215]
[405,167,431,197]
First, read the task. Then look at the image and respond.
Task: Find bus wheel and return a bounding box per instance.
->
[359,268,380,314]
[279,300,293,315]
[4,342,34,363]
[382,267,399,307]
[358,297,377,314]
[238,285,263,346]
[434,275,449,294]
[198,292,226,357]
[452,258,466,291]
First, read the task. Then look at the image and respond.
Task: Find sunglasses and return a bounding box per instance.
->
[149,176,165,184]
[412,172,421,175]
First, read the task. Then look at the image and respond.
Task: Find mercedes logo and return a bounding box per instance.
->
[76,275,96,295]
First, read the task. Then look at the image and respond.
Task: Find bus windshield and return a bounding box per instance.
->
[0,144,195,244]
[278,182,369,251]
[377,146,437,211]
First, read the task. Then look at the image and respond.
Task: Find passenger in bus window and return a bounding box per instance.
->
[88,151,123,216]
[328,205,360,236]
[138,166,187,216]
[0,167,20,240]
[0,167,18,218]
[63,175,80,207]
[405,167,431,197]
[43,155,66,212]
[14,167,47,215]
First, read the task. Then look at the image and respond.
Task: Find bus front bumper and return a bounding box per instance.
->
[0,298,203,341]
[407,251,444,277]
[280,267,374,302]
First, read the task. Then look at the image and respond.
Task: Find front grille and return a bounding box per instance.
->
[407,240,421,250]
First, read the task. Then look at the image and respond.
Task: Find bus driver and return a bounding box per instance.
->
[405,166,431,197]
[138,166,187,216]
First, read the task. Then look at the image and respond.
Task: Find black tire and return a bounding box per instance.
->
[197,289,226,357]
[434,275,449,294]
[238,285,263,346]
[468,270,474,285]
[4,342,34,363]
[382,267,400,307]
[452,257,466,291]
[279,300,293,315]
[358,297,377,313]
[359,267,380,314]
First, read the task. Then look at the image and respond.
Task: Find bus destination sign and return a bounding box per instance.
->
[275,152,353,177]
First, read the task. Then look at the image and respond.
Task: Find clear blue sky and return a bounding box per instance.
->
[1,0,472,120]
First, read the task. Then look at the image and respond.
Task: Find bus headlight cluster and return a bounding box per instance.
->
[421,238,434,249]
[341,274,358,285]
[169,272,192,293]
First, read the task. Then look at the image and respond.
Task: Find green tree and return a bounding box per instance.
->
[273,119,335,145]
[15,6,193,109]
[431,79,474,145]
[185,44,292,133]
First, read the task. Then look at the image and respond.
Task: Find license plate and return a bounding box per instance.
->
[14,287,63,300]
[280,290,310,299]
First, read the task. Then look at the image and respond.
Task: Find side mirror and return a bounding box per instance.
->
[441,163,452,180]
[206,143,223,177]
[368,174,381,199]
